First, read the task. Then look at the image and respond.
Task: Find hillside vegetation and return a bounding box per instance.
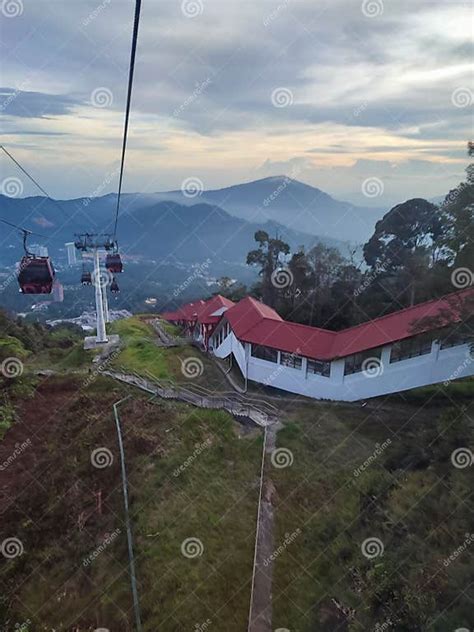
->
[1,313,473,630]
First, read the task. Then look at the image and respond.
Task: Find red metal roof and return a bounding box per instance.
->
[163,290,472,360]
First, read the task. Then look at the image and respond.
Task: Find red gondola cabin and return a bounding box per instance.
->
[105,253,123,274]
[18,256,55,294]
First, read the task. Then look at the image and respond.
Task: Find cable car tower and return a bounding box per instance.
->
[74,233,117,345]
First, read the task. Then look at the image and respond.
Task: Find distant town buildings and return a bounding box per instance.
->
[65,242,77,266]
[52,280,64,303]
[30,244,49,257]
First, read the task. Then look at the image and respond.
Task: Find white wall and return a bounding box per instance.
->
[210,330,473,401]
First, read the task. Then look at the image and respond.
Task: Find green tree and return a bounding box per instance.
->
[246,230,290,307]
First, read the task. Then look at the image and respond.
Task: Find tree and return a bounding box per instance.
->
[246,231,290,307]
[440,142,474,268]
[306,243,346,325]
[363,198,445,306]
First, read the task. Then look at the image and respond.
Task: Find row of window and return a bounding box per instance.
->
[251,345,331,377]
[250,331,470,379]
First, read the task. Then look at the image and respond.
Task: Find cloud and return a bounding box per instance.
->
[0,88,82,118]
[0,0,471,202]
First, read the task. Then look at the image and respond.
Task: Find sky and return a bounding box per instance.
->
[0,0,472,208]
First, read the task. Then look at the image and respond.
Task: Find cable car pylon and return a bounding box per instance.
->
[75,234,118,348]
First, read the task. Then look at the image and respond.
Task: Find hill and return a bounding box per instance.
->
[161,176,384,243]
[0,193,344,267]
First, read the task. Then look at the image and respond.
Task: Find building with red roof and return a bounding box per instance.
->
[163,290,473,401]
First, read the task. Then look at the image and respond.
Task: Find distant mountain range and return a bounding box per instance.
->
[159,176,384,243]
[0,176,385,266]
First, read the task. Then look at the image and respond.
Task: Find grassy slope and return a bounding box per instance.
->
[270,399,474,631]
[110,317,229,391]
[0,376,262,631]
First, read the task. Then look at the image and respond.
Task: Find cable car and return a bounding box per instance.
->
[81,270,92,286]
[17,231,55,294]
[105,252,123,274]
[110,278,120,293]
[18,255,55,294]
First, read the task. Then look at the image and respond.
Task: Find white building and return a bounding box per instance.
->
[163,290,473,402]
[65,242,77,266]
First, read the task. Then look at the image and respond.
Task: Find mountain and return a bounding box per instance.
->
[160,176,384,243]
[0,194,344,268]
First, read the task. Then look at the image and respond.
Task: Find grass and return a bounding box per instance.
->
[110,317,229,391]
[270,399,474,631]
[1,376,263,630]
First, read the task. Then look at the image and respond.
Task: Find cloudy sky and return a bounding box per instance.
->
[0,0,472,207]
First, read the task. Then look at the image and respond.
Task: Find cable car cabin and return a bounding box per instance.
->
[81,271,92,286]
[105,253,123,274]
[110,278,120,293]
[18,256,55,294]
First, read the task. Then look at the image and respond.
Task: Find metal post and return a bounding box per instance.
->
[113,395,143,632]
[102,270,110,323]
[94,248,108,343]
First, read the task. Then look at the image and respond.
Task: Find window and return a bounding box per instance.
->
[344,348,382,376]
[307,358,331,377]
[440,330,470,350]
[280,352,302,369]
[390,335,432,363]
[251,344,278,363]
